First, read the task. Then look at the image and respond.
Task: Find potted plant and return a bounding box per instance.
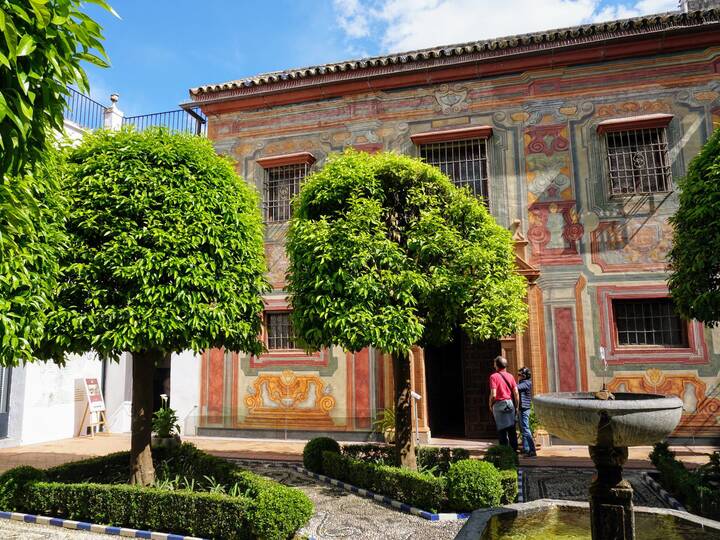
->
[151,394,181,449]
[373,407,396,444]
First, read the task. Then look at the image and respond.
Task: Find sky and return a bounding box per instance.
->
[82,0,680,117]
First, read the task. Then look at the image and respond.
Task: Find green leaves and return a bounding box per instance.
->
[40,128,269,362]
[0,0,111,177]
[286,150,528,357]
[669,127,720,325]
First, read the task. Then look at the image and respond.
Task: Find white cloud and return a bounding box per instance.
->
[332,0,680,54]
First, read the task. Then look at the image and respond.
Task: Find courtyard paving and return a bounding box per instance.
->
[234,459,464,540]
[0,519,109,539]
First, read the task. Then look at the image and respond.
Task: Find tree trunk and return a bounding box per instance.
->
[392,351,417,470]
[130,350,158,485]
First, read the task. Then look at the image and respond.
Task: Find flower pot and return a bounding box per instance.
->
[151,434,181,449]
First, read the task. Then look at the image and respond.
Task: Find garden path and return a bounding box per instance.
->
[0,519,109,539]
[232,459,464,540]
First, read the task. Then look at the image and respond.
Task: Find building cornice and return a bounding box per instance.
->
[189,9,720,114]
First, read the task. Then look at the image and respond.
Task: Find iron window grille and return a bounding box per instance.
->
[606,128,671,196]
[612,298,687,347]
[264,163,308,223]
[419,138,489,199]
[265,312,296,350]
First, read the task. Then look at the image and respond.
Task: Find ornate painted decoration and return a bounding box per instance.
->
[243,370,336,428]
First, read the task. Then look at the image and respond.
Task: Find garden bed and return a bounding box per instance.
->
[302,438,518,514]
[650,442,720,520]
[0,443,312,540]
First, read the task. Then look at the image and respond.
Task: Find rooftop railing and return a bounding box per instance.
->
[63,87,106,131]
[122,108,207,136]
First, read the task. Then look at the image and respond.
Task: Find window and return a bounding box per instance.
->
[419,138,489,198]
[266,312,295,350]
[612,298,686,347]
[605,127,671,196]
[264,163,308,223]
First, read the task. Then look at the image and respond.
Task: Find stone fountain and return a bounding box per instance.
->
[533,389,683,540]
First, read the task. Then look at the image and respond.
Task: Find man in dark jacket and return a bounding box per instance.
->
[517,367,537,457]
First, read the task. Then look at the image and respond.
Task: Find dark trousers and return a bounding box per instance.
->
[498,425,518,451]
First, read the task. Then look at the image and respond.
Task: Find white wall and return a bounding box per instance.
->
[18,352,102,445]
[104,352,132,433]
[171,351,201,436]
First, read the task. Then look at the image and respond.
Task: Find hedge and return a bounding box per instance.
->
[303,437,341,474]
[0,444,313,540]
[445,460,503,512]
[498,469,518,504]
[322,451,445,512]
[483,444,518,471]
[341,443,470,473]
[650,442,720,519]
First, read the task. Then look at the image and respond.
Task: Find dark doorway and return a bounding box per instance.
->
[424,331,501,439]
[424,329,465,437]
[460,336,501,438]
[152,354,171,413]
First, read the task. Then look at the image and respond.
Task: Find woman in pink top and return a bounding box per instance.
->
[488,356,519,451]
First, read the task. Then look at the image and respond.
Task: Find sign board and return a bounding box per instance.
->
[84,378,106,413]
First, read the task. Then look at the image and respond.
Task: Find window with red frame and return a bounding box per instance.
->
[612,298,687,347]
[265,312,296,350]
[264,163,308,223]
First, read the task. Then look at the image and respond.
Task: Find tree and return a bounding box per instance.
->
[669,127,720,324]
[41,128,268,484]
[286,150,528,468]
[0,0,112,366]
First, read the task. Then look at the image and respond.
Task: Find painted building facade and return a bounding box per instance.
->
[188,7,720,441]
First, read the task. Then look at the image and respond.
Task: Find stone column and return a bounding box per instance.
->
[589,445,635,540]
[103,94,123,131]
[411,346,430,443]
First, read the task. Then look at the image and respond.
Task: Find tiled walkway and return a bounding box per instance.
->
[234,460,464,540]
[0,519,109,539]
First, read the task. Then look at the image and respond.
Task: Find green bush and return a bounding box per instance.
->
[341,443,470,474]
[303,437,341,474]
[45,451,131,484]
[445,459,503,512]
[650,442,720,519]
[322,451,444,512]
[342,443,394,465]
[0,466,47,511]
[23,481,255,539]
[484,444,519,470]
[417,447,470,475]
[1,445,313,539]
[498,469,518,504]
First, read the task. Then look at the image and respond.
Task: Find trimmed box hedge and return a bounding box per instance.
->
[341,442,469,473]
[650,442,720,519]
[0,444,312,540]
[322,451,445,512]
[315,441,518,513]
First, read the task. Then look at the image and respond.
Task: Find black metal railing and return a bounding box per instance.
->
[122,108,207,136]
[63,87,106,131]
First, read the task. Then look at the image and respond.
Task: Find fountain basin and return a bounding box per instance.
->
[533,392,683,447]
[456,500,720,540]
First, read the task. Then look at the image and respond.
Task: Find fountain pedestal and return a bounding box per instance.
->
[533,392,684,540]
[589,445,634,540]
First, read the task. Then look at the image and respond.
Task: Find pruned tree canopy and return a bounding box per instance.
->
[40,128,268,484]
[286,150,528,356]
[41,128,268,360]
[669,127,720,325]
[286,150,528,469]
